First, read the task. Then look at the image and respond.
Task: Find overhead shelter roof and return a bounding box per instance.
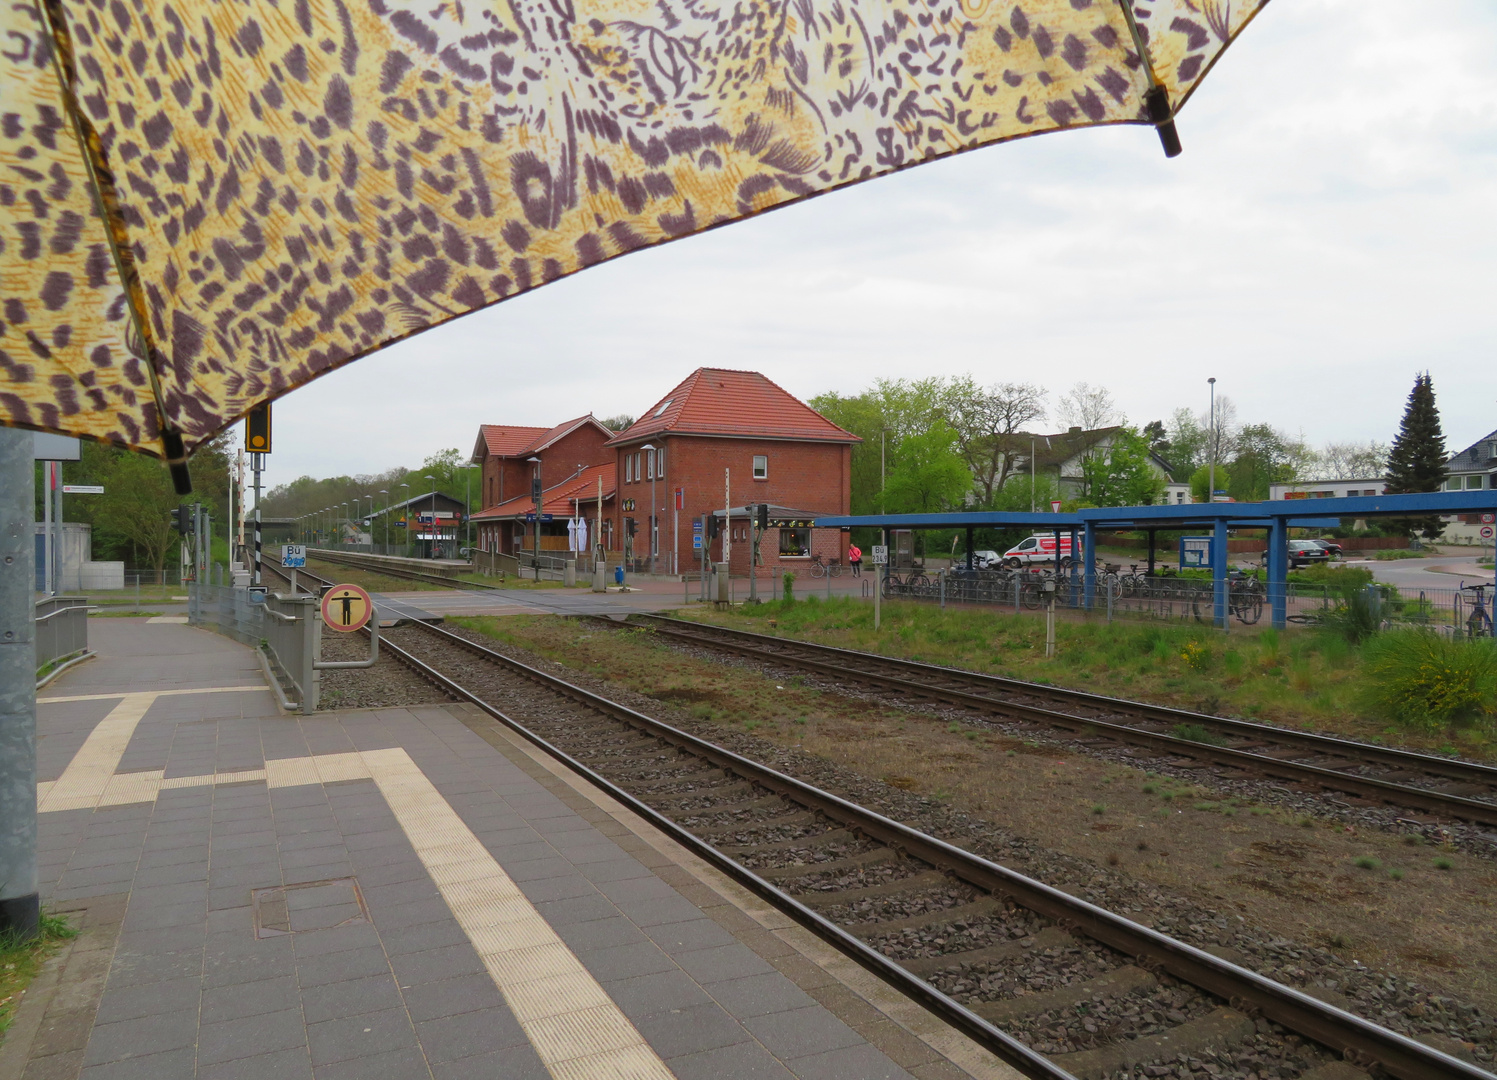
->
[1075,490,1497,528]
[813,512,1084,529]
[471,463,617,521]
[367,492,468,518]
[606,370,861,447]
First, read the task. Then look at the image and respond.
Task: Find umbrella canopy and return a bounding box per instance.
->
[2,0,1266,473]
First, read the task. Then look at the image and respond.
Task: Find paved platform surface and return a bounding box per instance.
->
[3,620,1015,1080]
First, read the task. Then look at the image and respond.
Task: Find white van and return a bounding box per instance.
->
[1002,534,1078,568]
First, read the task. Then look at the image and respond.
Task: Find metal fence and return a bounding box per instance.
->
[34,596,88,674]
[871,567,1484,633]
[262,593,322,713]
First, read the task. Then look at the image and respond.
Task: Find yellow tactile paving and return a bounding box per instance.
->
[38,693,158,813]
[39,686,267,704]
[360,747,676,1080]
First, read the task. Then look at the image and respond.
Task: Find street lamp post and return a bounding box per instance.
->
[527,457,541,578]
[426,476,437,558]
[641,444,657,574]
[1207,377,1217,504]
[377,490,388,554]
[399,483,410,556]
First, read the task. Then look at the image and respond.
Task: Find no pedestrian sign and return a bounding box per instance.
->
[321,583,373,633]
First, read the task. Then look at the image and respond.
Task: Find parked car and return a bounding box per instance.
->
[1310,539,1343,559]
[1002,534,1078,568]
[970,550,1003,570]
[1260,540,1333,569]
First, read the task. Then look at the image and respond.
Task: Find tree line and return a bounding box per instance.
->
[813,375,1419,520]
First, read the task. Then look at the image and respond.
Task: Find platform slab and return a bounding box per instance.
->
[3,619,1017,1080]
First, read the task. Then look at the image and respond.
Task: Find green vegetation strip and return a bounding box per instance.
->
[679,596,1497,760]
[0,914,77,1037]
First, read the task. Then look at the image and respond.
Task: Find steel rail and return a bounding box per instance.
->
[385,619,1491,1080]
[628,615,1497,827]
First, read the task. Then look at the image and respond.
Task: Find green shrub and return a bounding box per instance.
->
[1288,564,1374,588]
[1322,586,1382,645]
[781,572,795,604]
[1360,631,1497,731]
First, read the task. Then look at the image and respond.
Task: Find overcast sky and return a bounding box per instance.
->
[246,0,1497,498]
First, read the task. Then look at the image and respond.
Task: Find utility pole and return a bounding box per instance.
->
[1207,377,1217,505]
[723,468,731,585]
[0,427,40,940]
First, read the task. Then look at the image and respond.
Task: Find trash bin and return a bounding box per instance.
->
[614,566,624,585]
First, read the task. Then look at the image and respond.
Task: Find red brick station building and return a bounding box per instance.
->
[469,369,858,575]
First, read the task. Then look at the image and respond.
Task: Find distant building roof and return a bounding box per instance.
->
[1446,429,1497,471]
[1019,426,1174,477]
[471,415,612,463]
[367,492,467,518]
[605,369,860,446]
[471,462,617,521]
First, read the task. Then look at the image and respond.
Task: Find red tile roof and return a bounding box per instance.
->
[471,462,616,520]
[472,415,611,462]
[604,369,860,446]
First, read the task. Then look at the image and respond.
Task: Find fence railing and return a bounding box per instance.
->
[866,567,1479,632]
[262,593,321,712]
[34,596,89,677]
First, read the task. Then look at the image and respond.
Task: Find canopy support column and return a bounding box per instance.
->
[1083,524,1096,610]
[1213,518,1229,629]
[0,426,39,941]
[965,527,974,572]
[1268,520,1289,629]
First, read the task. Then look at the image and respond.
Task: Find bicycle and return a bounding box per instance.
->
[1460,582,1493,639]
[808,553,844,578]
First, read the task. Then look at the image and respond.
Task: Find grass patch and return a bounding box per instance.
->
[1171,723,1227,746]
[1353,856,1381,870]
[673,597,1497,759]
[1,912,77,1036]
[1433,856,1454,871]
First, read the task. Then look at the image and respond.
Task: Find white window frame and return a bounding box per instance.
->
[752,454,768,480]
[656,446,665,479]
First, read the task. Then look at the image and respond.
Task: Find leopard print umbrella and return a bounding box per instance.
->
[1,0,1266,472]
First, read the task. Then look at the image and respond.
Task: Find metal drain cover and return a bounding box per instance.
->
[252,878,369,938]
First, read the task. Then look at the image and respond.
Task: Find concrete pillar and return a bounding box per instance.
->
[1083,523,1096,610]
[1268,520,1289,629]
[1213,518,1229,629]
[0,427,39,939]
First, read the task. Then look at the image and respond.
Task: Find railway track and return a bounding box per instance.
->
[304,548,503,590]
[620,615,1497,830]
[363,616,1488,1080]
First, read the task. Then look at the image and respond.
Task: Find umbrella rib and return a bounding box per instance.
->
[1111,0,1183,158]
[35,0,194,492]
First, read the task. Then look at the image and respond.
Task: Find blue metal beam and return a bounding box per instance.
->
[1077,490,1497,525]
[813,511,1083,529]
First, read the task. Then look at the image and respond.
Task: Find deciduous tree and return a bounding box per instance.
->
[940,377,1048,502]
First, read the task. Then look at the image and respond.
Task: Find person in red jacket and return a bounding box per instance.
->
[848,542,862,576]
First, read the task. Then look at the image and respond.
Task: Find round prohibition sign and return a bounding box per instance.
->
[321,583,373,633]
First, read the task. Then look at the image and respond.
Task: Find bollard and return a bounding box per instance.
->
[939,569,946,610]
[563,558,576,588]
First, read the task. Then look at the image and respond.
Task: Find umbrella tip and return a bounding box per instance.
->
[1144,86,1183,159]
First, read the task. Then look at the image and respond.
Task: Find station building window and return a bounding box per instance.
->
[779,527,810,557]
[753,455,768,480]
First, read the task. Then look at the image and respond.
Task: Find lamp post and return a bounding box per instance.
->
[460,463,478,555]
[399,483,410,555]
[377,490,388,554]
[1207,377,1217,504]
[641,443,657,574]
[425,475,437,558]
[527,457,541,578]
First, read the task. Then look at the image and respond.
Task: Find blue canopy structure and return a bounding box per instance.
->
[817,492,1497,629]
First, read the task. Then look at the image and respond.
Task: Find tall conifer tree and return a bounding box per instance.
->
[1384,373,1447,539]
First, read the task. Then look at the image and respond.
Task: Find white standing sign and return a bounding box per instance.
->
[871,545,889,565]
[282,544,307,567]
